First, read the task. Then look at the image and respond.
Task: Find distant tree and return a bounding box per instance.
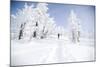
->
[68,10,81,43]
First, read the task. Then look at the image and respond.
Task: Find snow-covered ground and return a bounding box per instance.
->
[11,37,95,66]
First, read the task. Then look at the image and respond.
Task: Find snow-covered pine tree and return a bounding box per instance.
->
[68,10,81,43]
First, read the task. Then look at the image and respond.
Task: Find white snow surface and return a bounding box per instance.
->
[11,38,95,66]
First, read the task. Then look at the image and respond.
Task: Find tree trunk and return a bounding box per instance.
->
[33,31,37,38]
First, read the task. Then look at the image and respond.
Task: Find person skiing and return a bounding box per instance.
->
[58,33,60,39]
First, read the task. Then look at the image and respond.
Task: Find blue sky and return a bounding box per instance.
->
[11,1,95,33]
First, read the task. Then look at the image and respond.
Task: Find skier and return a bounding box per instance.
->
[58,33,60,39]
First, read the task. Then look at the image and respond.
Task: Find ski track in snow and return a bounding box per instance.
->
[11,38,95,66]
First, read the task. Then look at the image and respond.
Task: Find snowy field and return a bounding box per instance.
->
[11,37,95,66]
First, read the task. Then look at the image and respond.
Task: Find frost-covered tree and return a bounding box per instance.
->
[11,3,57,40]
[11,3,36,40]
[33,3,56,39]
[68,10,81,43]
